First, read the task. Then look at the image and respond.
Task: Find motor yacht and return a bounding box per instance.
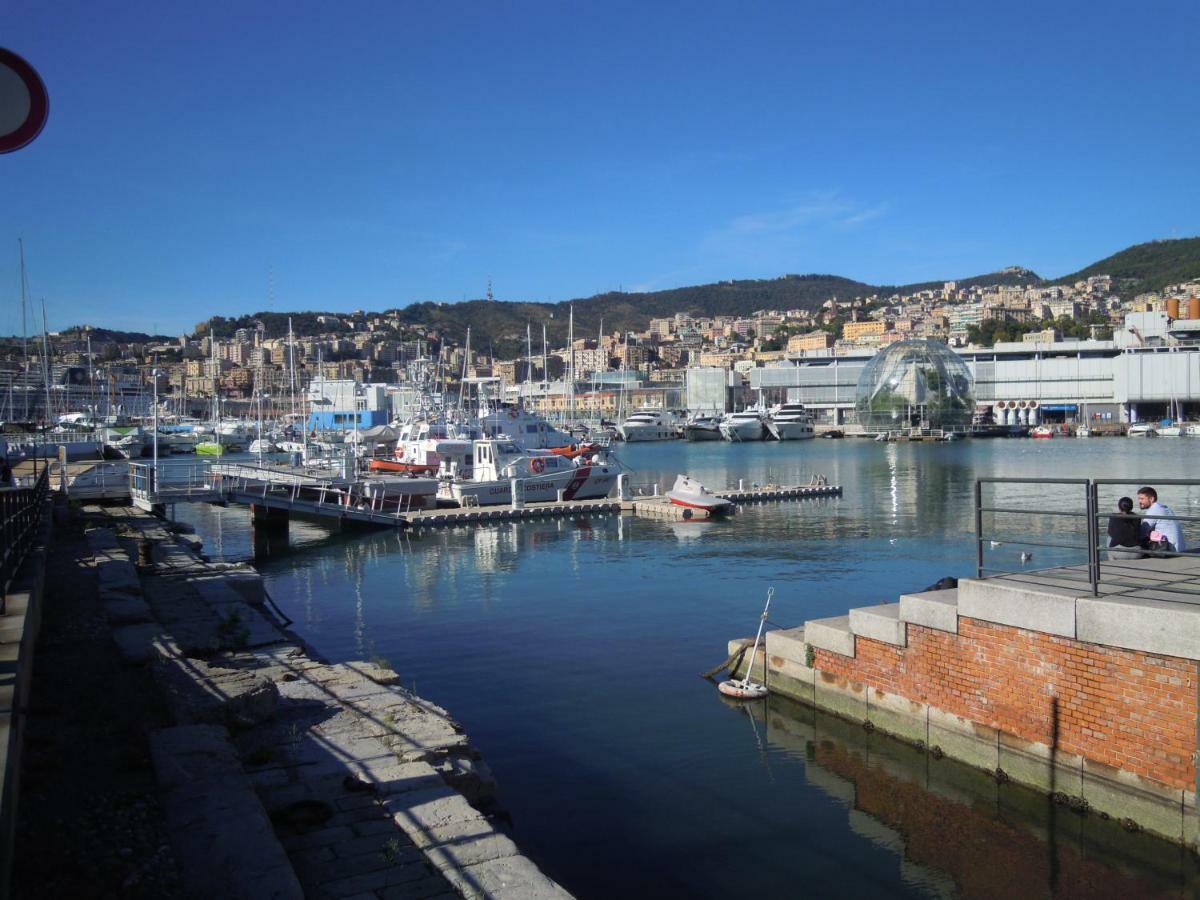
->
[683,414,723,442]
[438,438,619,507]
[719,408,767,442]
[766,403,815,441]
[617,409,681,442]
[1127,423,1158,437]
[478,404,574,449]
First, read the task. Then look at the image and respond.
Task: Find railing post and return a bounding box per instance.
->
[1087,480,1100,596]
[974,478,983,579]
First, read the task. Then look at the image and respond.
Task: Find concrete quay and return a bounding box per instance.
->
[728,559,1200,846]
[12,503,571,900]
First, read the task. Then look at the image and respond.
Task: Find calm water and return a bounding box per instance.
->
[175,439,1200,898]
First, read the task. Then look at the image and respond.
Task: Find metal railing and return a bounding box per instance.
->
[1,467,50,601]
[975,477,1200,600]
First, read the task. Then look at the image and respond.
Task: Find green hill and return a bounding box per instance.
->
[178,236,1200,358]
[1051,237,1200,296]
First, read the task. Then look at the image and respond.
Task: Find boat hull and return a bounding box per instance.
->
[719,421,765,442]
[440,465,619,506]
[683,425,722,441]
[767,421,815,441]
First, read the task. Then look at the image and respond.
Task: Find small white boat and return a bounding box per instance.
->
[1157,423,1184,437]
[719,588,773,701]
[1127,423,1158,438]
[666,474,734,516]
[718,408,767,442]
[1075,425,1091,438]
[1031,425,1055,439]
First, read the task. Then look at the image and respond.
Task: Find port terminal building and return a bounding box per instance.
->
[750,311,1200,428]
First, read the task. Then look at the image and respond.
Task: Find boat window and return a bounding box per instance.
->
[526,425,538,433]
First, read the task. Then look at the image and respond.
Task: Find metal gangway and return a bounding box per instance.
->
[130,461,424,528]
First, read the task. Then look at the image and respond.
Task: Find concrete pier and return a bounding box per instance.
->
[728,559,1200,846]
[11,504,571,900]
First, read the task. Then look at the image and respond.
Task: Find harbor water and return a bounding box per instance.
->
[174,439,1200,898]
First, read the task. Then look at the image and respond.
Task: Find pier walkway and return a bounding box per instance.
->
[129,461,843,531]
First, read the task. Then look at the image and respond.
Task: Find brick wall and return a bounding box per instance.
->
[813,617,1198,792]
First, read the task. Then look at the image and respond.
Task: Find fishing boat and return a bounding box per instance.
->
[437,438,620,507]
[666,475,734,516]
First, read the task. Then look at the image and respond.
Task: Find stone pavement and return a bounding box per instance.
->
[88,505,571,900]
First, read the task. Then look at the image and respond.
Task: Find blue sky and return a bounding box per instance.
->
[1,1,1197,335]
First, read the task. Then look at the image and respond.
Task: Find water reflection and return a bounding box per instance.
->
[752,695,1199,899]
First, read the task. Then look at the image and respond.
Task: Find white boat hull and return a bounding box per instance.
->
[767,420,815,441]
[619,425,677,441]
[440,464,619,506]
[719,420,765,442]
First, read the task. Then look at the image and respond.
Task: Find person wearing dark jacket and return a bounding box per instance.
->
[1107,496,1143,560]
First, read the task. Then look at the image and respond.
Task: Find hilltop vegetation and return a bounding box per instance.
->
[1051,237,1200,297]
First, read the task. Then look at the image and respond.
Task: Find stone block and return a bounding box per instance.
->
[865,686,927,745]
[764,627,808,666]
[101,595,153,625]
[927,706,998,771]
[111,623,172,664]
[849,603,907,647]
[996,731,1082,796]
[1079,758,1185,842]
[805,615,855,657]
[899,588,959,633]
[1076,594,1200,661]
[957,577,1077,638]
[450,854,572,899]
[813,669,867,722]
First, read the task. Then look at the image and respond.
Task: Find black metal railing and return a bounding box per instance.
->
[975,476,1200,600]
[1,466,50,602]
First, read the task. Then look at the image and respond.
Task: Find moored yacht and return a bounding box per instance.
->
[1127,423,1158,437]
[683,414,723,442]
[719,408,767,442]
[766,403,815,441]
[478,403,574,449]
[438,438,619,507]
[617,408,681,442]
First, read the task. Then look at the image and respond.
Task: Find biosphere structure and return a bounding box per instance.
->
[854,339,975,433]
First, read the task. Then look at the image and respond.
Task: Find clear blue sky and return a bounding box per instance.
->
[2,1,1197,335]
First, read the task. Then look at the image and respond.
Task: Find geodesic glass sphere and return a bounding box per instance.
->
[854,339,974,432]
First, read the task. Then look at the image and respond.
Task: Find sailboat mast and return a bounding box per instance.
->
[40,298,52,424]
[568,305,575,423]
[18,239,29,421]
[458,327,470,410]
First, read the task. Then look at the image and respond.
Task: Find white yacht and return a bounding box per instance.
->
[1127,423,1158,437]
[478,404,575,449]
[438,438,620,507]
[719,408,767,442]
[683,414,723,442]
[766,403,816,441]
[617,409,681,442]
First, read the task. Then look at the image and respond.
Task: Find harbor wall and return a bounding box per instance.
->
[731,608,1200,844]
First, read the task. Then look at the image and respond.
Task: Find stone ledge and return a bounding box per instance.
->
[1076,593,1200,661]
[848,604,907,647]
[957,577,1077,638]
[805,615,855,657]
[898,588,959,633]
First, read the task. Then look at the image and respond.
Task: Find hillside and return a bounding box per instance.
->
[152,236,1200,357]
[1050,237,1200,296]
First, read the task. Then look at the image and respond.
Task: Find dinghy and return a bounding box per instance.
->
[719,588,773,700]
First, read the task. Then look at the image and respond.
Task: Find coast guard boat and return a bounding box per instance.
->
[437,438,620,507]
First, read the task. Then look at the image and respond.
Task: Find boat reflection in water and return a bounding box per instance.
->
[731,693,1200,899]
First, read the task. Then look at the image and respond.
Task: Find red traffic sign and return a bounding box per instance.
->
[0,48,48,154]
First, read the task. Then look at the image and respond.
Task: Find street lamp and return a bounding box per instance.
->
[152,368,160,473]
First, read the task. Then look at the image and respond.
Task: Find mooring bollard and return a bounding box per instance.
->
[511,478,524,510]
[617,473,631,501]
[739,478,745,491]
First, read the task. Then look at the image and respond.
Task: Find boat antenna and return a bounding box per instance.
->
[18,239,29,422]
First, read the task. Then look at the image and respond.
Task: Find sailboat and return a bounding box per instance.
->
[195,337,225,456]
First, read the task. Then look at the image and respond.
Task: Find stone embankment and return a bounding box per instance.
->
[83,504,571,900]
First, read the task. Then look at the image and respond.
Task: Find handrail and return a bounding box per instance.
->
[976,476,1200,599]
[1,467,50,602]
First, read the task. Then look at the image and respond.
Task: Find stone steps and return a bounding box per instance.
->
[804,615,855,657]
[898,587,959,634]
[848,603,906,647]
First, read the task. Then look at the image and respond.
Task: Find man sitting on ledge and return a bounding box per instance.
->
[1137,485,1186,553]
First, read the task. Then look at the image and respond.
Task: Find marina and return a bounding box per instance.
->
[157,439,1200,898]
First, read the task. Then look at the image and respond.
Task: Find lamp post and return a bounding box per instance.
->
[152,368,160,472]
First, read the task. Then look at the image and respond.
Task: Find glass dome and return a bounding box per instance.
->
[854,339,974,433]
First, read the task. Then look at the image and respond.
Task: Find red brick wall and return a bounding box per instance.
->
[813,617,1198,792]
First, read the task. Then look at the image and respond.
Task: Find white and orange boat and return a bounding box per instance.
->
[666,475,734,516]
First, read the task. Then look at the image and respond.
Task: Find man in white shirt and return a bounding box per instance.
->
[1138,486,1185,552]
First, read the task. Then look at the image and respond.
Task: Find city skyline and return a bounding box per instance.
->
[2,1,1198,335]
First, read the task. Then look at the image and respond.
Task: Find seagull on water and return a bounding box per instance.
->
[989,540,1003,548]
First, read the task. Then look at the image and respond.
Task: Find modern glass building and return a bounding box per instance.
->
[854,340,975,433]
